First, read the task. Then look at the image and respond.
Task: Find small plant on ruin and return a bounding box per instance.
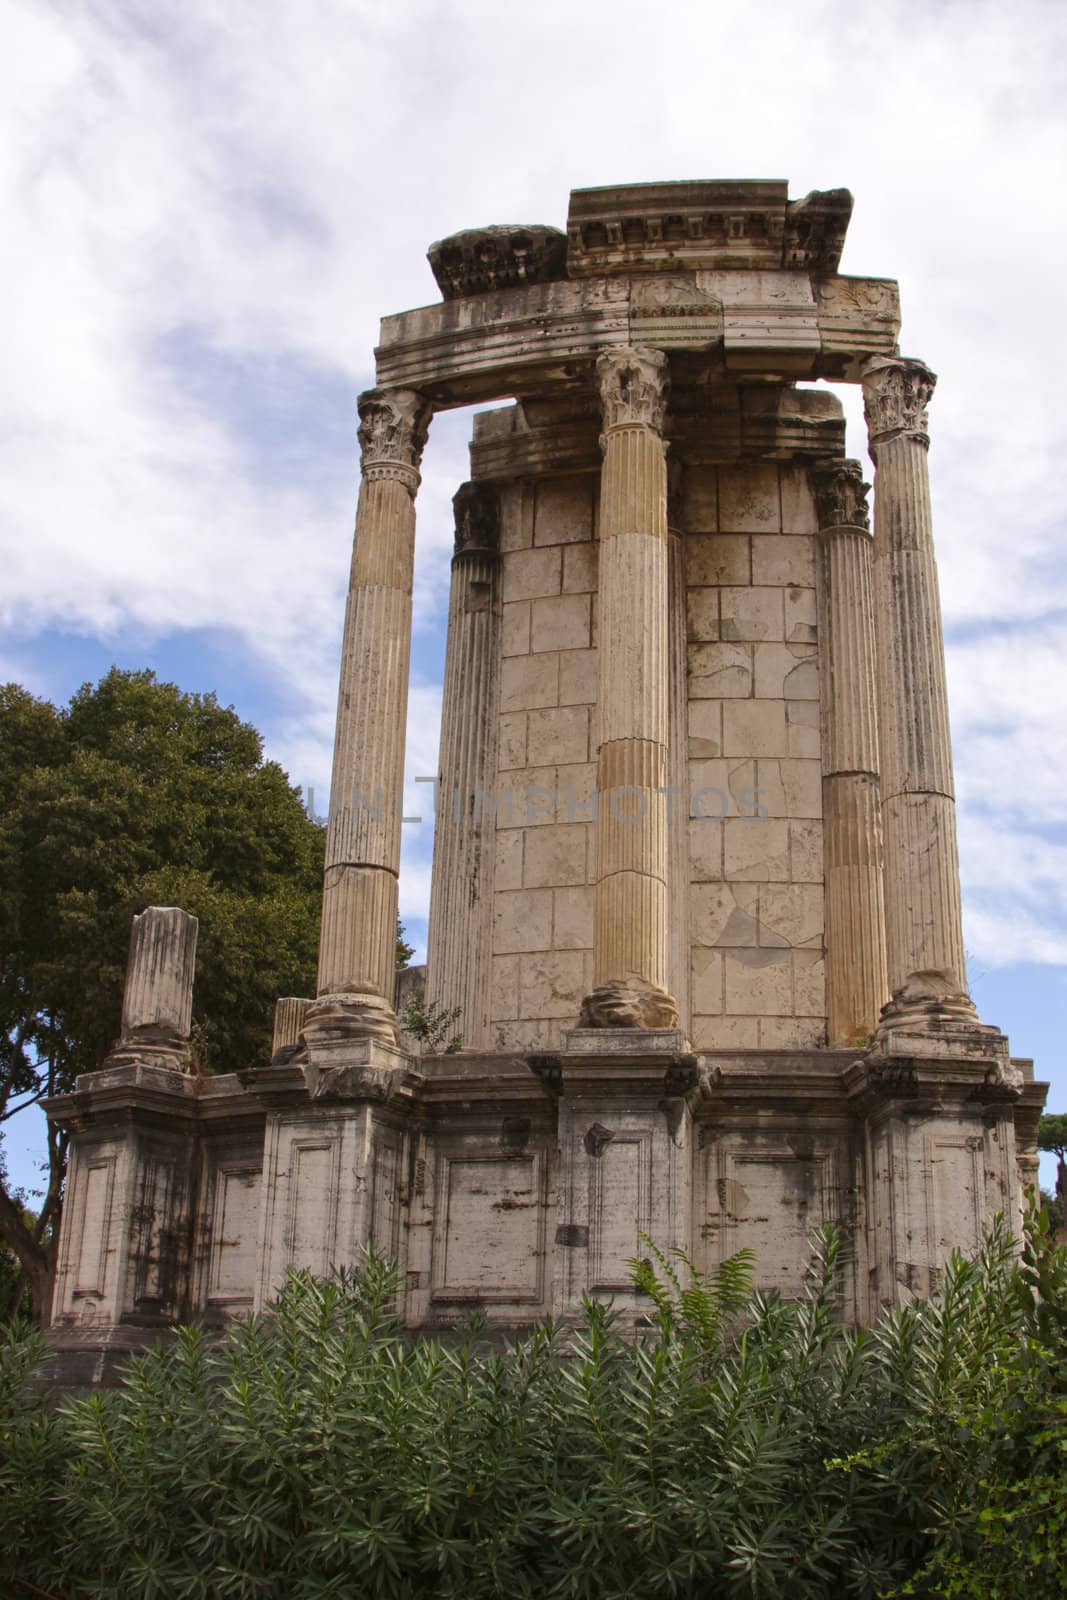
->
[628,1233,756,1359]
[399,989,463,1053]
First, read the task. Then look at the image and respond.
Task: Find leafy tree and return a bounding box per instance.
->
[1039,1111,1067,1220]
[395,919,415,970]
[0,1159,33,1328]
[1041,1186,1064,1233]
[0,669,323,1324]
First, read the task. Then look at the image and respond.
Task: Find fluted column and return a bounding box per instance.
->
[425,482,501,1048]
[580,348,677,1029]
[112,906,199,1069]
[814,461,889,1045]
[310,387,431,1044]
[667,517,692,1036]
[271,997,310,1064]
[862,357,975,1029]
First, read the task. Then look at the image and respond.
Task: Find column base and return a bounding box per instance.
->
[868,974,1021,1091]
[577,982,679,1031]
[103,1038,190,1073]
[303,988,398,1047]
[874,970,1009,1056]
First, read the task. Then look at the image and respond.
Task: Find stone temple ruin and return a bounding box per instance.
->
[45,180,1047,1377]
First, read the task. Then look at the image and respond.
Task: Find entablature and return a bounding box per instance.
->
[468,383,845,481]
[375,270,899,404]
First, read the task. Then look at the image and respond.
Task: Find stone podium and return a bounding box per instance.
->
[45,180,1046,1378]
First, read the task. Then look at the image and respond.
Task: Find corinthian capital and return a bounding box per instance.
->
[357,388,432,487]
[452,481,500,559]
[596,346,669,434]
[813,459,870,532]
[862,356,936,449]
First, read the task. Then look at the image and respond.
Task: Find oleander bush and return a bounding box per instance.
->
[1,1204,1064,1599]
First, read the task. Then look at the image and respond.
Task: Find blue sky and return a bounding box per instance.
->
[2,0,1065,1194]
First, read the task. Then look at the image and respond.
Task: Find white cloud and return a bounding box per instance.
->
[959,820,1067,918]
[949,622,1067,827]
[963,904,1067,972]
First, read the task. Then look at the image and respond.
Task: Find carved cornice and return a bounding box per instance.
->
[783,189,854,273]
[302,988,400,1048]
[427,225,566,300]
[862,356,936,450]
[452,481,500,559]
[813,459,870,532]
[357,388,432,489]
[567,181,853,276]
[596,346,669,434]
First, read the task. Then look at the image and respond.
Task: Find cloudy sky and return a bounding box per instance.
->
[3,0,1065,1190]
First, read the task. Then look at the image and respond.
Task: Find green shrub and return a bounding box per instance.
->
[1,1207,1065,1598]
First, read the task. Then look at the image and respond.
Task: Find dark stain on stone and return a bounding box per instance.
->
[584,1122,615,1157]
[501,1117,531,1150]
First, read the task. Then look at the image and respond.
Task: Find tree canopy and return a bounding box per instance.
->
[0,668,323,1321]
[1039,1113,1067,1161]
[1039,1112,1067,1225]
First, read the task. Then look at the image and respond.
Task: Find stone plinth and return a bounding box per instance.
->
[255,1037,416,1306]
[46,1034,1043,1372]
[554,1031,698,1317]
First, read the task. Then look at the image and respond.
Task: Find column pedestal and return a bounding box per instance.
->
[853,1042,1023,1312]
[554,1029,696,1318]
[254,1037,415,1306]
[47,907,201,1346]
